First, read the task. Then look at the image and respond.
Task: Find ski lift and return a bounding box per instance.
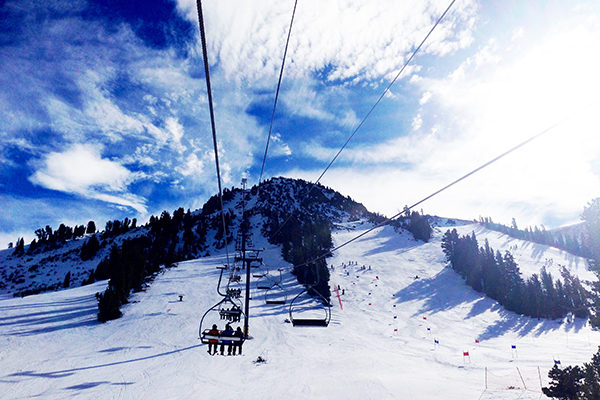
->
[252,262,268,278]
[256,275,272,290]
[265,282,287,305]
[288,288,331,327]
[288,263,331,327]
[199,294,245,340]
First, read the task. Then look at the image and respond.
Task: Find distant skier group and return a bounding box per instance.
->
[207,323,244,356]
[335,260,371,271]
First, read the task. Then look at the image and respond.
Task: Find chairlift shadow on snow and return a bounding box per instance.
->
[7,344,203,380]
[1,300,99,336]
[8,318,99,337]
[0,293,99,311]
[0,303,96,324]
[64,381,119,390]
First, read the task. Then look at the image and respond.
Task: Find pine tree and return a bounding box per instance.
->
[96,283,122,322]
[12,237,24,256]
[582,348,600,399]
[582,198,600,262]
[63,272,71,288]
[542,365,583,399]
[80,235,100,261]
[86,220,96,234]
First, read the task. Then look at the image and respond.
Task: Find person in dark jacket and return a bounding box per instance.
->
[221,323,234,355]
[233,326,244,356]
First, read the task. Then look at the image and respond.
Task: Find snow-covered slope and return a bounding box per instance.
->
[1,222,599,399]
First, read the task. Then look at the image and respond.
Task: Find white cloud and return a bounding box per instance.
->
[165,117,186,151]
[419,92,432,105]
[29,144,147,213]
[176,152,205,177]
[269,133,292,157]
[178,0,477,86]
[511,27,524,41]
[412,113,423,131]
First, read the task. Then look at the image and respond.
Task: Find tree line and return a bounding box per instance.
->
[11,221,97,256]
[481,198,600,266]
[480,216,587,259]
[441,229,594,322]
[94,207,209,321]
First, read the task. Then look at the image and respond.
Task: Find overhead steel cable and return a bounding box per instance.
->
[292,102,599,269]
[258,0,299,186]
[313,0,458,185]
[196,0,230,267]
[266,0,458,242]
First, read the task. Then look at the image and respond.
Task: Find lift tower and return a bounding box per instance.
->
[236,178,262,337]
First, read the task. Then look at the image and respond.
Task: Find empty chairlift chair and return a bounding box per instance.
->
[288,288,331,327]
[265,282,287,305]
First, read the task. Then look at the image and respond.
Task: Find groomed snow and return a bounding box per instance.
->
[1,222,599,399]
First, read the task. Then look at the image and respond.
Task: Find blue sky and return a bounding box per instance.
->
[1,0,600,247]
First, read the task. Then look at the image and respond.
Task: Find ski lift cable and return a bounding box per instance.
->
[313,0,458,186]
[292,101,599,270]
[196,0,230,267]
[265,0,458,242]
[258,0,299,186]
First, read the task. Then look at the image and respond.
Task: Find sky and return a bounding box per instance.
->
[1,0,600,247]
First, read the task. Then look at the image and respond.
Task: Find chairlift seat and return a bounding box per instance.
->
[220,309,242,318]
[291,318,328,327]
[200,329,245,345]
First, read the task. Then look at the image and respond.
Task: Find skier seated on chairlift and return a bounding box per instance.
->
[221,323,234,355]
[208,324,219,355]
[232,326,244,356]
[231,305,241,322]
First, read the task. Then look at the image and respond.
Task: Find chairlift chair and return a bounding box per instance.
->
[288,288,331,327]
[256,275,272,290]
[252,262,269,278]
[265,282,287,305]
[199,294,245,340]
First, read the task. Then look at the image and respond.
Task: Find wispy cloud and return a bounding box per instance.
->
[29,144,148,213]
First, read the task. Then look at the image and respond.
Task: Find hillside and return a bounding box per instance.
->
[0,177,377,299]
[2,218,599,399]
